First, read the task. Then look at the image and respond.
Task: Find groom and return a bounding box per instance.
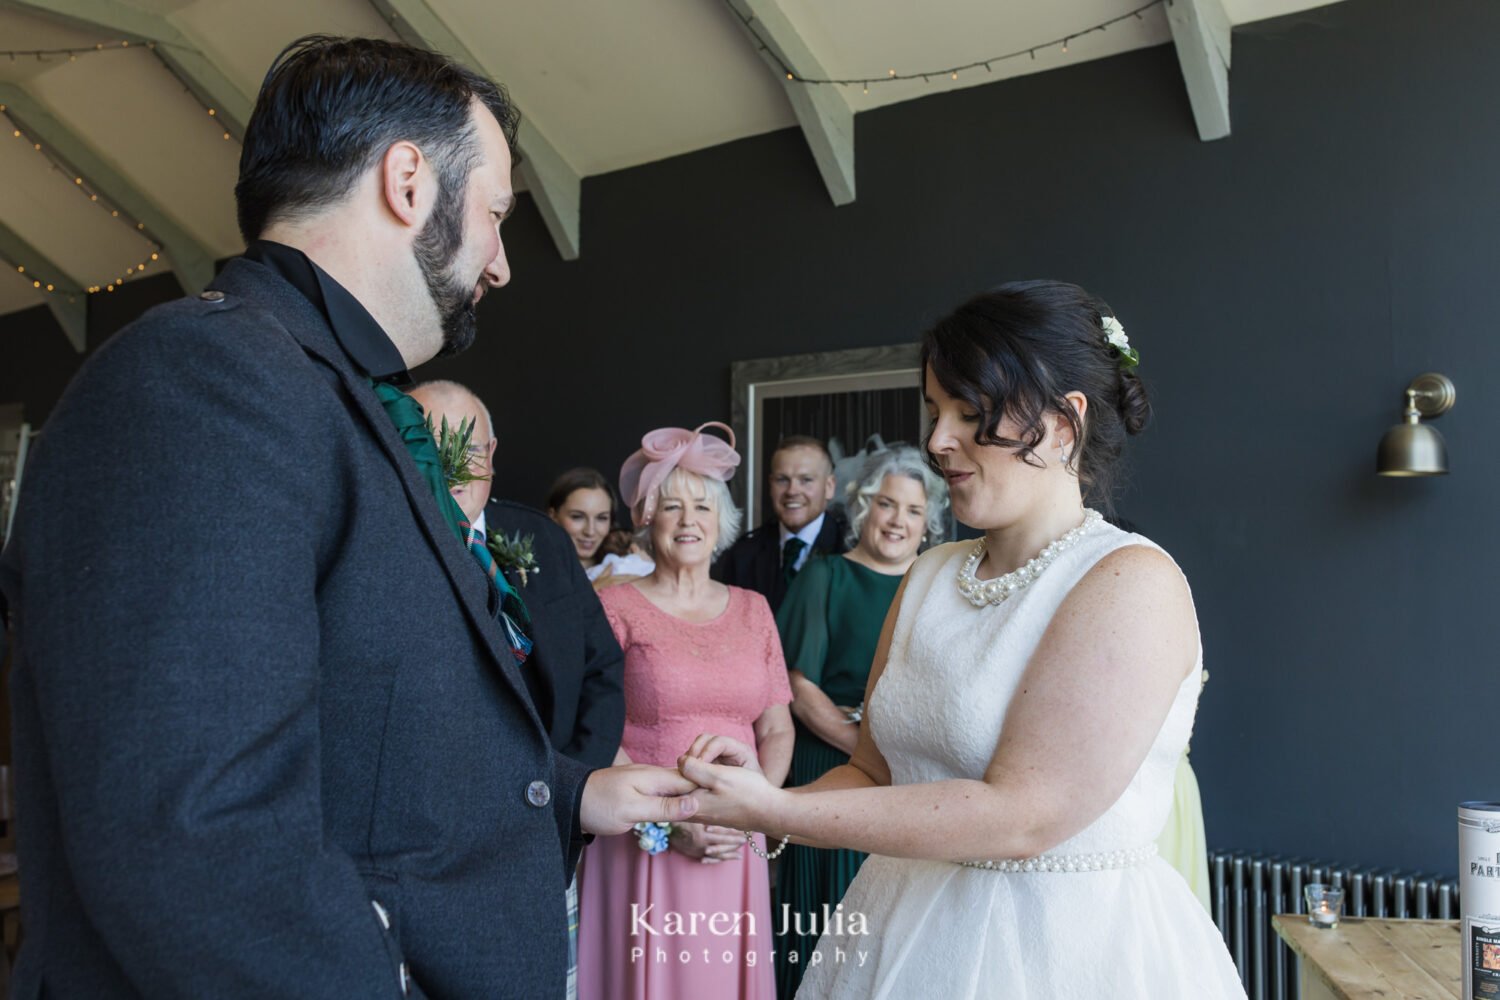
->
[0,36,696,998]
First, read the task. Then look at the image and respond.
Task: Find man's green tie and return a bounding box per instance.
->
[782,535,808,585]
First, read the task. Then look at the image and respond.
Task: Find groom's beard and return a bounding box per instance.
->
[413,173,481,358]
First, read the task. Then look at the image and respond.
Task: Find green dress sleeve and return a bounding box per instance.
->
[775,554,834,685]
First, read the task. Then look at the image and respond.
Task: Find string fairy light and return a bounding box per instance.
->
[0,40,135,61]
[0,36,235,140]
[0,32,240,293]
[729,0,1166,89]
[0,100,165,295]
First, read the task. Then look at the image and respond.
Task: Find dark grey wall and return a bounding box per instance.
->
[2,0,1493,874]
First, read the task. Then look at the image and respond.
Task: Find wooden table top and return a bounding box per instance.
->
[1272,914,1461,1000]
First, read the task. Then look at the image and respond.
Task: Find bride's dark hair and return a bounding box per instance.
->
[920,279,1151,507]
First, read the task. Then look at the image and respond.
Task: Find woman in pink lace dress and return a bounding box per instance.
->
[577,423,794,1000]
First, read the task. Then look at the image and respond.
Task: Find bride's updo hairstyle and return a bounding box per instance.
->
[920,279,1151,504]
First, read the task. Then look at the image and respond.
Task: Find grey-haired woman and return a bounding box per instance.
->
[772,446,947,997]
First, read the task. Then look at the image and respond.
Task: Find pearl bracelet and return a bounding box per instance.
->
[745,830,791,861]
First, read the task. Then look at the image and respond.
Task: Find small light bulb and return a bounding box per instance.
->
[74,177,82,185]
[951,72,958,80]
[888,69,896,77]
[46,283,53,291]
[785,72,793,80]
[207,108,216,116]
[15,265,22,273]
[150,252,159,260]
[222,132,231,140]
[32,280,39,288]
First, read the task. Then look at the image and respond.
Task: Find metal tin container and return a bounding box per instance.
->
[1460,802,1500,1000]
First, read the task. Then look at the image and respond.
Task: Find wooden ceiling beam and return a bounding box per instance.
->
[0,221,88,351]
[370,0,582,260]
[1167,0,1232,141]
[726,0,855,206]
[0,83,218,296]
[0,0,253,141]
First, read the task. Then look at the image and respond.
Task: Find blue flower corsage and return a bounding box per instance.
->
[633,822,673,855]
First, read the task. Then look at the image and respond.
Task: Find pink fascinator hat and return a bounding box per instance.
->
[619,422,741,527]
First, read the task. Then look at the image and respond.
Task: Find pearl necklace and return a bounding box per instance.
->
[956,509,1103,607]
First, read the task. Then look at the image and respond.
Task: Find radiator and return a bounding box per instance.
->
[1208,850,1461,1000]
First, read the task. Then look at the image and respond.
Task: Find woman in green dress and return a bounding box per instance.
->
[773,446,949,998]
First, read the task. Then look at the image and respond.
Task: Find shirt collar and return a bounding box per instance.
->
[243,240,411,385]
[779,511,826,548]
[471,509,488,545]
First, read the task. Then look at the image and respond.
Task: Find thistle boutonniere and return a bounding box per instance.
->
[486,529,540,587]
[428,414,492,493]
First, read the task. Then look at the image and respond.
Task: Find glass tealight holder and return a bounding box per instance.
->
[1304,884,1344,928]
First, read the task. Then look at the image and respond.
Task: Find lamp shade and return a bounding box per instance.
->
[1376,420,1448,476]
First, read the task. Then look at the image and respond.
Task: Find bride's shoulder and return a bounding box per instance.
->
[1075,536,1194,613]
[915,539,972,567]
[896,540,971,598]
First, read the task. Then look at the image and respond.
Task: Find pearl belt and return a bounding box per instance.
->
[957,843,1158,873]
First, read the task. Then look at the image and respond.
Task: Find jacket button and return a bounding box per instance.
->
[199,290,225,302]
[526,780,551,807]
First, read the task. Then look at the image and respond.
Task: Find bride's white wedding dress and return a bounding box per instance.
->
[797,521,1247,999]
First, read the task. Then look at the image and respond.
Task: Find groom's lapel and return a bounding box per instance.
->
[212,258,545,736]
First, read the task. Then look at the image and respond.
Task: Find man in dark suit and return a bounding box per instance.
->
[713,435,849,612]
[0,37,694,999]
[411,379,623,1000]
[409,379,625,769]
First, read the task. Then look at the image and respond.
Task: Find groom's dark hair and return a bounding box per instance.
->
[235,35,520,242]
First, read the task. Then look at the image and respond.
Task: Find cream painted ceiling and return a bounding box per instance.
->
[0,0,1344,332]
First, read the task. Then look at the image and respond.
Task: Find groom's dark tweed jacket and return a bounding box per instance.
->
[0,255,591,999]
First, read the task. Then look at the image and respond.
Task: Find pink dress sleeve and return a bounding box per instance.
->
[598,585,630,648]
[747,589,793,709]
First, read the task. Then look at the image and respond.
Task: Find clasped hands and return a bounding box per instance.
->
[579,734,781,862]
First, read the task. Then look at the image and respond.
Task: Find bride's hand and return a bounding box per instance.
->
[668,821,745,864]
[677,738,782,833]
[682,733,763,774]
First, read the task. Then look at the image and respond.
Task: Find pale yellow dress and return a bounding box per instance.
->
[1157,669,1211,911]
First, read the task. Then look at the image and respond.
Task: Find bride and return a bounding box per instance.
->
[679,280,1246,998]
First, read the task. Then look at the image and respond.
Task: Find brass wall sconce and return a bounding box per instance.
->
[1376,373,1456,476]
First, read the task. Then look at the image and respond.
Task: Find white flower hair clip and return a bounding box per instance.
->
[1100,315,1139,370]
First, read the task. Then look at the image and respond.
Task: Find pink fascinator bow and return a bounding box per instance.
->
[619,422,741,527]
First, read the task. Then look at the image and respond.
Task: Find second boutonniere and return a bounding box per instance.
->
[486,529,540,587]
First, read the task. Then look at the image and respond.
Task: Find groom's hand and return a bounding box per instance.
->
[580,764,700,836]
